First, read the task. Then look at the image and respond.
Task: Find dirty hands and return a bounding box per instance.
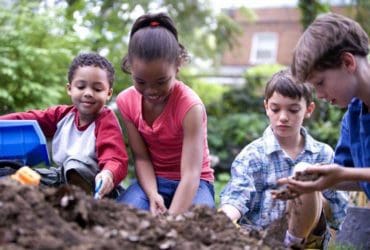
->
[218,204,241,228]
[149,193,167,216]
[94,170,114,199]
[276,164,344,197]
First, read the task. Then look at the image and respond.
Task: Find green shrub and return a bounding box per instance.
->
[208,113,268,170]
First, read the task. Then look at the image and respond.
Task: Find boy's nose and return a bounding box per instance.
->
[279,112,289,121]
[83,88,93,97]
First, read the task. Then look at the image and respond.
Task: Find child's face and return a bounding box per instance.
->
[307,68,357,108]
[306,53,358,108]
[67,66,112,124]
[130,58,178,105]
[264,92,314,139]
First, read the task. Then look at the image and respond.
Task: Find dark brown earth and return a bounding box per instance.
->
[0,178,286,250]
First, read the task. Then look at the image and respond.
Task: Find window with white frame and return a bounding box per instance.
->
[250,32,278,64]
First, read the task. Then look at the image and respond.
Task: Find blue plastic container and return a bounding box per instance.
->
[0,120,50,166]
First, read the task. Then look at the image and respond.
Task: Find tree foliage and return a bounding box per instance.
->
[0,0,88,113]
[0,0,241,113]
[352,0,370,36]
[298,0,330,29]
[60,0,242,93]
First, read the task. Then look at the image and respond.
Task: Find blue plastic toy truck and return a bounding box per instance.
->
[0,120,50,175]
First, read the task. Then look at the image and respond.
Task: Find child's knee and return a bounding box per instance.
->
[192,181,215,208]
[288,191,322,215]
[116,182,150,210]
[63,159,98,191]
[287,192,323,238]
[65,169,93,194]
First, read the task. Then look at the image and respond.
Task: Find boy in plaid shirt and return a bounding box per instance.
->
[219,70,348,249]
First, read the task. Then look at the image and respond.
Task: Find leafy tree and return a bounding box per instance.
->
[60,0,242,93]
[1,0,241,112]
[298,0,330,29]
[0,0,88,113]
[351,0,370,36]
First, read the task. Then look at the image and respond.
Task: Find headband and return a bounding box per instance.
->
[150,21,160,27]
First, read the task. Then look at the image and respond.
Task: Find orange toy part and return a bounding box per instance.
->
[11,166,41,186]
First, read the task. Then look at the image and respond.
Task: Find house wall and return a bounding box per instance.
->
[222,6,350,67]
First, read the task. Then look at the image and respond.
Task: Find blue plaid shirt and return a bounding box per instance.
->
[220,126,348,230]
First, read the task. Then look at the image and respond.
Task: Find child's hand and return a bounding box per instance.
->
[94,170,114,199]
[277,164,343,194]
[149,193,167,216]
[272,162,322,200]
[218,204,242,222]
[270,186,300,200]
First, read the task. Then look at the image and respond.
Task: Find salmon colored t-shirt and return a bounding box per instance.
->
[116,80,214,182]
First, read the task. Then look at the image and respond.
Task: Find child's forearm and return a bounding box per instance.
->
[343,167,370,182]
[333,180,362,191]
[333,168,370,190]
[331,167,363,190]
[135,159,158,197]
[169,176,199,214]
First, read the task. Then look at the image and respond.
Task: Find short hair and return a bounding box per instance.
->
[292,13,369,82]
[265,69,313,106]
[121,12,189,74]
[68,53,115,88]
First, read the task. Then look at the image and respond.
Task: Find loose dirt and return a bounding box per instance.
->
[0,179,286,249]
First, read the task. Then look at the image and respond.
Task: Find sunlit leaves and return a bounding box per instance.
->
[0,1,86,113]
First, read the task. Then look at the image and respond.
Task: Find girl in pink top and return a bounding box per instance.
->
[116,12,214,215]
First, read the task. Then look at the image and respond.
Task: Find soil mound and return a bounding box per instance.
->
[0,179,285,249]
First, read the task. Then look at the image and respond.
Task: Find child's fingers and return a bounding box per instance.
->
[149,198,162,215]
[303,165,326,174]
[149,204,156,215]
[158,203,167,214]
[99,179,113,196]
[277,177,290,185]
[95,170,114,199]
[150,196,167,215]
[288,179,320,193]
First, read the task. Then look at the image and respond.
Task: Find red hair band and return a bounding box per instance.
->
[150,21,160,27]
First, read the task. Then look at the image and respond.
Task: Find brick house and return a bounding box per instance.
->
[216,5,349,85]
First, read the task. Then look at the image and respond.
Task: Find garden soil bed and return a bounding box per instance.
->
[0,178,286,249]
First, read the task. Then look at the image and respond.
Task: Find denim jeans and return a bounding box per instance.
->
[117,176,215,210]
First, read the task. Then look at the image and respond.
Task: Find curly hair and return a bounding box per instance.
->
[68,53,115,88]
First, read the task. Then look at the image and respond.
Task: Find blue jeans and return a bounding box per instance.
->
[117,177,215,210]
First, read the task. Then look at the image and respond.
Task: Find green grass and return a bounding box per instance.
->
[214,172,230,206]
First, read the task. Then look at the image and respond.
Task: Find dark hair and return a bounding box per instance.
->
[292,13,369,82]
[68,52,115,88]
[121,12,189,74]
[265,69,313,106]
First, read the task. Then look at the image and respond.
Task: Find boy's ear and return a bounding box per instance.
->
[66,83,72,95]
[341,52,356,73]
[263,99,268,111]
[305,101,315,118]
[107,88,113,101]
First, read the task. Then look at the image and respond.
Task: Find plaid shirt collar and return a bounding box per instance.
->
[263,126,320,155]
